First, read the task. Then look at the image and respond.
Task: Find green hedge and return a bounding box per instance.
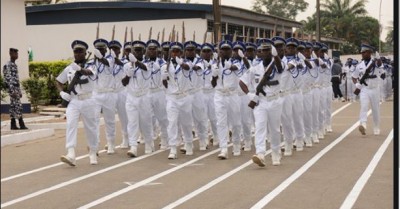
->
[26,60,72,105]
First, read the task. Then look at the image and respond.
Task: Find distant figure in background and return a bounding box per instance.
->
[3,48,28,130]
[331,57,345,102]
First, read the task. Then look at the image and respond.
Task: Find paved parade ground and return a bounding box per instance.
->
[1,100,395,209]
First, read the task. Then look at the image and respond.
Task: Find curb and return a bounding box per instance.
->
[1,129,55,147]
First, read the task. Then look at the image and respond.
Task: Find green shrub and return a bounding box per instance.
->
[29,60,71,105]
[0,75,8,101]
[21,78,46,112]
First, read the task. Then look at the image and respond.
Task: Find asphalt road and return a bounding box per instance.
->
[1,100,394,209]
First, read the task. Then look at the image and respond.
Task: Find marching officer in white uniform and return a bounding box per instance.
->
[91,39,119,154]
[352,44,384,135]
[161,42,195,159]
[240,38,284,167]
[211,39,242,159]
[320,43,333,133]
[200,43,219,146]
[122,40,154,157]
[56,40,98,166]
[144,39,169,150]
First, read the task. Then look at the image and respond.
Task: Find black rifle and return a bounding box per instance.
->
[359,59,377,86]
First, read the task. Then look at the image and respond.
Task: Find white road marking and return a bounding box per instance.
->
[124,182,163,186]
[1,149,164,208]
[340,129,393,209]
[250,110,372,209]
[76,145,230,209]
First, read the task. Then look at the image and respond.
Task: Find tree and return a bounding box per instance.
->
[252,0,308,20]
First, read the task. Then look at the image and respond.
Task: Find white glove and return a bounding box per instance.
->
[297,52,306,60]
[60,91,71,102]
[311,51,317,59]
[375,51,380,59]
[213,52,218,60]
[175,57,183,65]
[355,83,362,89]
[203,60,210,68]
[318,58,325,66]
[94,49,103,59]
[247,92,258,102]
[70,62,81,71]
[161,70,168,80]
[153,61,160,70]
[324,53,329,60]
[211,66,219,77]
[271,45,278,57]
[224,60,231,69]
[128,53,137,63]
[238,49,245,58]
[110,50,117,59]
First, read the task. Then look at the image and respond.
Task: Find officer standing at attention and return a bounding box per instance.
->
[56,40,98,166]
[352,44,384,135]
[3,48,28,130]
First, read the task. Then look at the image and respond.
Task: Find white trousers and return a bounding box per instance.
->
[382,77,393,100]
[203,90,218,141]
[359,87,380,129]
[116,90,128,142]
[345,78,356,101]
[254,97,283,154]
[239,94,254,142]
[291,92,305,140]
[150,90,169,142]
[281,94,295,142]
[318,87,326,131]
[214,92,241,148]
[311,88,321,134]
[94,92,117,145]
[65,97,98,150]
[324,86,332,127]
[166,95,194,147]
[191,91,208,143]
[302,91,313,138]
[126,94,153,147]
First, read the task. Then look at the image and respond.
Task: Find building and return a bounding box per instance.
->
[25,1,303,61]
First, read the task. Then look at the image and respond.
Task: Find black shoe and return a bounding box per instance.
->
[10,118,19,130]
[18,118,28,130]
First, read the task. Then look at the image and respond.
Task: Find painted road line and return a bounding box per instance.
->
[161,103,352,208]
[250,110,372,209]
[340,129,393,209]
[1,148,165,208]
[76,145,231,209]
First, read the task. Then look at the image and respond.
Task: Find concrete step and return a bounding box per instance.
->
[39,112,65,117]
[41,107,66,113]
[1,128,55,147]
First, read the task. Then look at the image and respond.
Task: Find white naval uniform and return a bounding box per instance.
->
[124,61,154,150]
[343,64,357,101]
[280,56,296,146]
[114,57,129,146]
[382,64,393,100]
[56,62,98,151]
[310,59,322,141]
[186,57,209,149]
[317,58,330,136]
[301,59,318,145]
[241,61,283,155]
[321,58,333,131]
[202,59,219,145]
[213,59,242,152]
[162,60,194,149]
[93,55,118,148]
[236,59,254,149]
[352,59,384,133]
[145,58,169,148]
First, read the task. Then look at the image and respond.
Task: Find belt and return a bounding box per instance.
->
[291,88,301,94]
[150,88,163,93]
[95,88,114,93]
[169,92,187,99]
[202,88,215,93]
[302,88,311,94]
[114,88,125,93]
[216,89,235,96]
[237,89,246,96]
[73,93,92,100]
[130,89,149,97]
[279,91,291,97]
[331,75,340,78]
[186,88,201,95]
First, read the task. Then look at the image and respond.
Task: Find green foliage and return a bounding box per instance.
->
[21,78,46,112]
[252,0,309,20]
[28,60,71,105]
[0,75,8,101]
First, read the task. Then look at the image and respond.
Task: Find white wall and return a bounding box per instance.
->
[1,0,29,104]
[27,18,208,61]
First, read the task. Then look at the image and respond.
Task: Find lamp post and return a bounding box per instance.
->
[378,0,382,53]
[316,0,321,42]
